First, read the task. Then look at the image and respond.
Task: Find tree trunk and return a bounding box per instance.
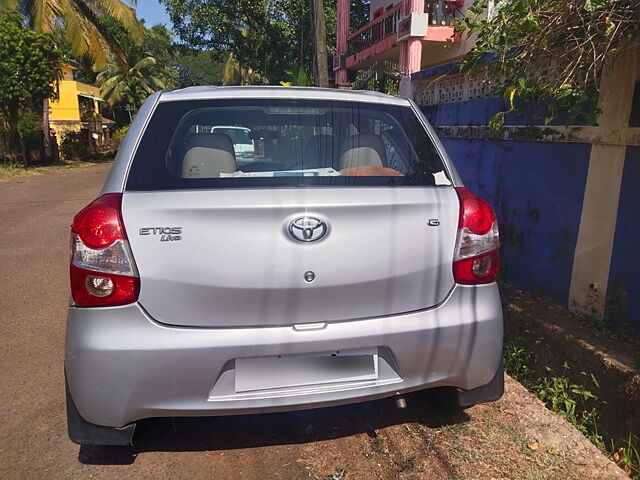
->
[20,136,28,168]
[6,103,21,161]
[42,98,52,162]
[311,0,329,87]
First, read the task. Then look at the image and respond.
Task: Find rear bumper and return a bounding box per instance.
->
[65,284,503,427]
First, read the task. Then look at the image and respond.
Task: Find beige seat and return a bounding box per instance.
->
[338,134,387,171]
[182,133,236,178]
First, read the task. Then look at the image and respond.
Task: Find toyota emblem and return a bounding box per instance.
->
[287,216,328,243]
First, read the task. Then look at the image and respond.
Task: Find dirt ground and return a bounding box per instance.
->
[0,163,628,479]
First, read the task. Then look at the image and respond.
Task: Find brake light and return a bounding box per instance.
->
[453,188,499,284]
[70,194,139,306]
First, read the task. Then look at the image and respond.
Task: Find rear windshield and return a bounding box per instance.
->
[126,99,451,190]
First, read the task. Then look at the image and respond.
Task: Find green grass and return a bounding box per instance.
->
[504,336,639,478]
[0,151,115,181]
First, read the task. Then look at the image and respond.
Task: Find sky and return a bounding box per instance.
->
[135,0,173,28]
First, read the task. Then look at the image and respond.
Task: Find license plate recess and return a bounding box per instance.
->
[235,348,379,393]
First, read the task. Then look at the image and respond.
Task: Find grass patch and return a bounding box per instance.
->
[0,151,115,181]
[369,434,389,456]
[505,334,640,478]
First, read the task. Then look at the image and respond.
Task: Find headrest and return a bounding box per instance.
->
[338,134,386,171]
[182,132,236,178]
[186,133,235,151]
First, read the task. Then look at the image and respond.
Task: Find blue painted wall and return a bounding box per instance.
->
[422,98,594,127]
[606,145,640,331]
[423,98,506,126]
[440,137,591,304]
[417,72,637,329]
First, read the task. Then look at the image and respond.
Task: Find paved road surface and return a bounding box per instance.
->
[0,163,626,480]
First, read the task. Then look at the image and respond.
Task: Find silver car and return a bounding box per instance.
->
[65,87,503,446]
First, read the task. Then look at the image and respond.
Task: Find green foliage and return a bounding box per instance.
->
[97,18,180,89]
[0,11,60,153]
[280,66,311,86]
[97,56,166,111]
[60,130,91,160]
[90,20,182,117]
[3,0,143,70]
[531,365,604,449]
[220,53,268,86]
[222,53,242,86]
[503,334,539,381]
[504,335,639,474]
[160,0,368,84]
[17,111,41,151]
[613,435,640,479]
[349,0,370,32]
[456,0,640,127]
[112,125,129,138]
[159,0,301,82]
[175,49,224,86]
[384,77,400,96]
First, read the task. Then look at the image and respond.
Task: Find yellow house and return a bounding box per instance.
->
[49,63,106,138]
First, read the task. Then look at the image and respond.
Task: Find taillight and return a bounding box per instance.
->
[453,187,500,285]
[70,194,139,307]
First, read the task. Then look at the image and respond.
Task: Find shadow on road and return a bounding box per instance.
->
[77,388,469,466]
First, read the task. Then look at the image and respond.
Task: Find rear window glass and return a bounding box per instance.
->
[126,99,451,190]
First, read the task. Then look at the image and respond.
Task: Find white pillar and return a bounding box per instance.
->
[569,46,638,318]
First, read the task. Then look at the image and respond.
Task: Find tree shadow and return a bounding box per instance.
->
[78,388,470,466]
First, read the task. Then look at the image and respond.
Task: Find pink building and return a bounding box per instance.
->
[334,0,474,84]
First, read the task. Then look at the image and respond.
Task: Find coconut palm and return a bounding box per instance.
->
[96,56,165,113]
[1,0,143,68]
[1,0,144,159]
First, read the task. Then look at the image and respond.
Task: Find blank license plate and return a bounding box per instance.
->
[235,348,379,393]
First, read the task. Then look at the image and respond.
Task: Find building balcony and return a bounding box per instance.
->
[340,0,463,73]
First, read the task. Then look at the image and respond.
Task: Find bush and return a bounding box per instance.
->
[17,111,45,163]
[60,130,91,160]
[113,125,129,138]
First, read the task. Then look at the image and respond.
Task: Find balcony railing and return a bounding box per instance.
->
[346,0,462,58]
[347,3,402,57]
[425,0,463,27]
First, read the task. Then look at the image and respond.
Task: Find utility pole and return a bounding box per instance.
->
[311,0,329,87]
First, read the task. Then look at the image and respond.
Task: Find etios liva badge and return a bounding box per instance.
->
[139,226,183,242]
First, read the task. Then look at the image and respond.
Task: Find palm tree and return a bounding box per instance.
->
[96,56,165,113]
[1,0,143,68]
[1,0,144,159]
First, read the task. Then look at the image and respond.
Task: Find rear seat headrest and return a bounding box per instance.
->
[338,134,386,171]
[182,133,236,178]
[186,133,234,150]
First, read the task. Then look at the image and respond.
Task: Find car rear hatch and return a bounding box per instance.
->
[122,187,459,327]
[120,95,459,328]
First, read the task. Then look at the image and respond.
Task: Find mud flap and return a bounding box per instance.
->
[66,378,135,446]
[455,357,505,408]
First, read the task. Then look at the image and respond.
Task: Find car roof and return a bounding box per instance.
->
[158,86,412,106]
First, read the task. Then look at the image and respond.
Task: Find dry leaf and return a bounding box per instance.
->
[527,440,539,451]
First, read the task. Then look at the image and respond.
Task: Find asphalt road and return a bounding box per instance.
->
[0,163,626,480]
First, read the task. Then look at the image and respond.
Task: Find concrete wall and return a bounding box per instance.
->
[606,147,640,329]
[608,79,640,328]
[412,50,640,331]
[424,100,592,305]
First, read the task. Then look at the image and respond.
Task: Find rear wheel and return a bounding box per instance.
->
[66,377,136,446]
